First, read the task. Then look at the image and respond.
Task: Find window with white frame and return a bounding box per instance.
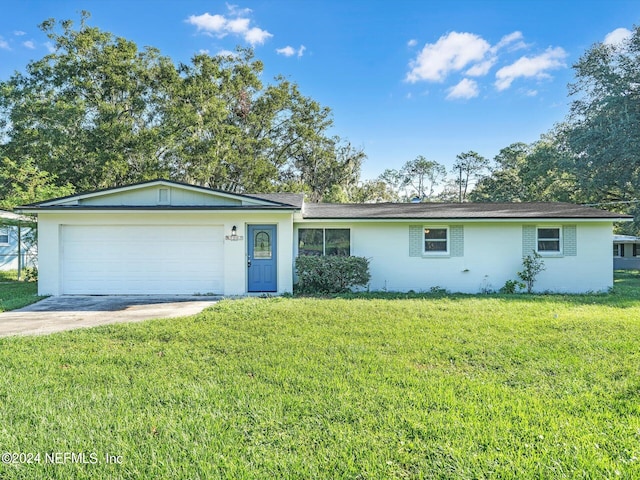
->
[537,227,561,253]
[423,226,449,254]
[0,227,8,245]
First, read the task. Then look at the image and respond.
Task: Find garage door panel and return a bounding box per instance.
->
[62,225,224,294]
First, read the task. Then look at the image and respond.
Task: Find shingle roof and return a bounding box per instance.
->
[614,234,640,242]
[247,193,305,208]
[302,202,632,220]
[0,210,30,221]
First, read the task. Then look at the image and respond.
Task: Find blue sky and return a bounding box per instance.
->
[1,1,639,180]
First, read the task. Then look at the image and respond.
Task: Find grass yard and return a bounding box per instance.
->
[0,274,639,478]
[0,271,41,312]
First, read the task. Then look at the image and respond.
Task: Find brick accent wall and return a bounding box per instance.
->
[409,225,423,257]
[563,225,577,256]
[522,225,536,256]
[450,225,464,257]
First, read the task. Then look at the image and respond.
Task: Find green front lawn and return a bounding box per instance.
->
[0,271,41,312]
[0,274,639,478]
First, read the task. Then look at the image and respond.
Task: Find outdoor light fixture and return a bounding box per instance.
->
[225,225,243,241]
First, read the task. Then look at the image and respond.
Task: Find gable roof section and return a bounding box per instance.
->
[302,202,632,220]
[18,179,302,211]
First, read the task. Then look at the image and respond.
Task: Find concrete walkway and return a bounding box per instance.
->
[0,296,220,337]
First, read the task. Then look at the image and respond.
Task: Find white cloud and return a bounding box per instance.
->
[276,45,305,57]
[198,48,210,55]
[44,41,55,53]
[226,17,250,34]
[494,31,526,51]
[188,13,227,34]
[276,46,295,56]
[13,30,26,36]
[244,26,272,45]
[466,59,496,76]
[407,32,491,82]
[226,4,252,16]
[23,40,35,49]
[0,38,9,50]
[525,89,538,97]
[604,27,632,46]
[494,46,567,91]
[407,39,417,47]
[446,78,479,99]
[187,7,272,46]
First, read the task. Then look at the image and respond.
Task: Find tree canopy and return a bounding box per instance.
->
[564,25,640,204]
[0,12,365,206]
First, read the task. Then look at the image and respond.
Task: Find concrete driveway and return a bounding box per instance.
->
[0,296,220,337]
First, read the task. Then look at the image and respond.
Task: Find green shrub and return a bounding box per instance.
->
[23,267,38,282]
[429,286,449,295]
[518,251,546,294]
[295,255,370,294]
[500,279,525,294]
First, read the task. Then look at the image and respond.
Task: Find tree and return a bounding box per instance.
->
[469,143,530,202]
[0,12,363,198]
[377,157,446,202]
[401,156,446,200]
[0,157,74,210]
[284,137,366,202]
[377,169,406,200]
[0,11,175,191]
[469,138,578,203]
[452,151,489,202]
[564,25,640,205]
[349,179,398,203]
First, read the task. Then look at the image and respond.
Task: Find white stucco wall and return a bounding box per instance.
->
[294,221,614,293]
[37,211,294,296]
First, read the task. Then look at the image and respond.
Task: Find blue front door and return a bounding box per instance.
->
[248,225,277,292]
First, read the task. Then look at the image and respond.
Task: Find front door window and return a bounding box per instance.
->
[254,231,272,259]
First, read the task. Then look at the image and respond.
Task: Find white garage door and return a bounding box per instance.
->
[62,225,224,294]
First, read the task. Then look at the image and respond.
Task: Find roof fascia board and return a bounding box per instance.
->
[295,217,630,223]
[31,180,288,207]
[17,207,298,215]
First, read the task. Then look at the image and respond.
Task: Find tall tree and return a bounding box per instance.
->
[0,157,74,210]
[452,151,489,202]
[564,25,640,204]
[469,143,530,202]
[377,169,406,201]
[469,138,577,203]
[376,157,446,202]
[402,156,446,200]
[0,11,175,190]
[0,13,363,198]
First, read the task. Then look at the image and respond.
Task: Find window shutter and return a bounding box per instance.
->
[563,225,577,256]
[409,225,422,257]
[522,225,536,256]
[450,225,464,257]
